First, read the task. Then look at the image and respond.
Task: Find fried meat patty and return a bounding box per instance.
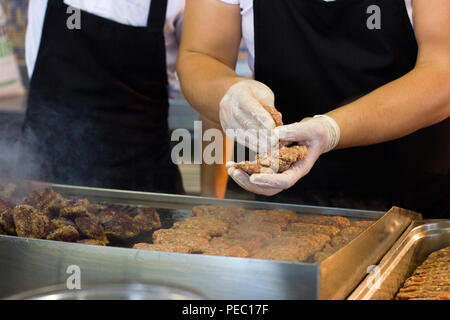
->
[297,215,350,229]
[133,243,191,253]
[97,210,141,240]
[351,220,374,229]
[23,188,67,218]
[192,205,246,225]
[12,205,52,239]
[172,216,229,236]
[287,222,340,237]
[230,222,282,235]
[271,232,330,252]
[210,237,263,254]
[396,247,450,300]
[251,245,311,262]
[0,197,15,235]
[134,208,161,231]
[46,226,79,242]
[75,216,109,244]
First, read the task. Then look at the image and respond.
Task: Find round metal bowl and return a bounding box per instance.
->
[6,282,206,300]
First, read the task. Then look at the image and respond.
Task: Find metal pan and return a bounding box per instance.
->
[348,220,450,300]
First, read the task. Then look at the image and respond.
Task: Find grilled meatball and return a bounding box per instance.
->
[77,239,107,246]
[96,210,141,240]
[134,208,161,231]
[243,212,290,228]
[200,244,249,258]
[23,188,67,218]
[153,228,211,241]
[153,233,209,252]
[210,237,263,255]
[287,222,340,237]
[46,226,79,242]
[231,222,282,235]
[225,229,273,242]
[297,215,350,229]
[12,205,52,239]
[132,243,191,253]
[173,216,229,237]
[331,235,354,250]
[192,205,246,225]
[51,217,77,229]
[74,217,109,244]
[251,245,311,262]
[0,197,15,235]
[272,232,330,251]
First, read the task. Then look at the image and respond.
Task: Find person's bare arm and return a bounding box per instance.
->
[327,0,450,149]
[176,0,243,124]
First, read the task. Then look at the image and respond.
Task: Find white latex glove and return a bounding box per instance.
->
[227,115,341,196]
[220,80,279,153]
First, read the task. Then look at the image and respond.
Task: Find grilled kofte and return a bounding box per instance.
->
[46,226,79,242]
[75,216,109,244]
[297,215,350,229]
[135,208,162,231]
[287,223,340,237]
[96,210,141,240]
[0,197,15,235]
[172,216,229,237]
[12,205,52,239]
[396,247,450,300]
[23,188,66,218]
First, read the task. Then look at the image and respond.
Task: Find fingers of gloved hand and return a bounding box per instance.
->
[234,93,276,130]
[249,148,322,189]
[273,120,321,142]
[227,166,284,196]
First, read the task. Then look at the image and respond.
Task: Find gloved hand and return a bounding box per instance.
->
[220,79,279,153]
[227,115,341,196]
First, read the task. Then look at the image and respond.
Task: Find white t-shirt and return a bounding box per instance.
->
[219,0,414,72]
[26,0,185,97]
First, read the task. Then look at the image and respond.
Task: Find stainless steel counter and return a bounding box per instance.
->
[0,184,421,300]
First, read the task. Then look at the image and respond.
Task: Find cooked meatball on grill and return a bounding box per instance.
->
[75,216,109,244]
[46,226,79,242]
[251,245,311,262]
[96,210,141,240]
[0,197,15,235]
[297,215,350,229]
[172,216,229,237]
[133,243,191,253]
[287,223,340,237]
[192,205,246,225]
[12,205,52,239]
[23,188,66,218]
[134,208,161,231]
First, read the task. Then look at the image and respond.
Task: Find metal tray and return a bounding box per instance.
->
[348,220,450,300]
[0,184,421,300]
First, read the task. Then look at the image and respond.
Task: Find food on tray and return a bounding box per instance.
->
[46,225,79,242]
[271,232,330,251]
[230,222,282,235]
[251,245,311,262]
[133,243,191,253]
[235,145,308,175]
[77,239,107,246]
[199,242,249,258]
[0,197,15,235]
[172,216,229,237]
[74,217,109,244]
[51,217,77,229]
[135,208,161,231]
[224,229,273,242]
[12,205,52,239]
[210,237,263,255]
[243,209,300,228]
[313,244,337,263]
[192,205,246,225]
[23,188,67,218]
[396,247,450,300]
[297,215,350,229]
[97,210,141,240]
[287,222,340,237]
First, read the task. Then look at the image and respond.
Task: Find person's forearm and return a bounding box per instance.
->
[327,64,450,149]
[177,51,243,124]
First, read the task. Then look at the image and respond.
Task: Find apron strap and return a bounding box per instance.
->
[148,0,169,32]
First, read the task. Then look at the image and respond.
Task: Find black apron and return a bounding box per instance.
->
[229,0,449,218]
[23,0,184,194]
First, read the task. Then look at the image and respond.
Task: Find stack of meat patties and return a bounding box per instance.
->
[0,188,161,246]
[134,205,374,263]
[396,247,450,300]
